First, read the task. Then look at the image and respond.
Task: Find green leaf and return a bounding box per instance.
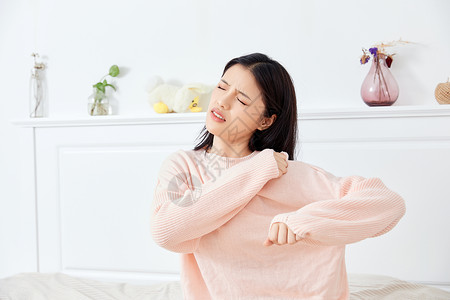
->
[93,82,103,89]
[105,83,116,91]
[93,82,105,93]
[109,65,120,77]
[103,79,108,85]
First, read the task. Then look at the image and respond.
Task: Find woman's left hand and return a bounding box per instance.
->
[263,222,298,246]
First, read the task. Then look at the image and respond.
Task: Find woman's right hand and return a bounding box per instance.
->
[273,151,288,178]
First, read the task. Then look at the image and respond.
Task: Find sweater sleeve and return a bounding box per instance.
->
[269,165,406,246]
[151,148,279,253]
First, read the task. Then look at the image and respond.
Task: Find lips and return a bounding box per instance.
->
[211,108,226,121]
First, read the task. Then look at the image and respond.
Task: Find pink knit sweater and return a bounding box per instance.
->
[150,148,406,299]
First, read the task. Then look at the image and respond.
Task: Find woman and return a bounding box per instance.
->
[151,53,406,299]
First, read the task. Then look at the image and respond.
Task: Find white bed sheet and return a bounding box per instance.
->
[0,272,449,300]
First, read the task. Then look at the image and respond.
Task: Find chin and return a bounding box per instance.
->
[205,120,219,137]
[205,120,213,133]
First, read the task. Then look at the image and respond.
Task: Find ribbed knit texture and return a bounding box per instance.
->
[150,148,406,300]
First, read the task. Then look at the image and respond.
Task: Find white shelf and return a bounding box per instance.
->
[11,104,450,127]
[11,112,208,127]
[298,104,450,120]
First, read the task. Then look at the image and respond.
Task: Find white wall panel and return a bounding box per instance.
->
[33,121,204,283]
[59,146,180,273]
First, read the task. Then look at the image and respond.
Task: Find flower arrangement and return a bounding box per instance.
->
[360,38,412,68]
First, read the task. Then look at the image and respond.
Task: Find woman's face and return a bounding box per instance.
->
[206,64,272,153]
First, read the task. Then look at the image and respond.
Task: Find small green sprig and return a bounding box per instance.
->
[92,65,120,101]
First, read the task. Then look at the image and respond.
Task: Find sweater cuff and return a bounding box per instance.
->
[251,148,279,181]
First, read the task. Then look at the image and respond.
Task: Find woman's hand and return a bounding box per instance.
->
[274,151,288,178]
[263,222,298,246]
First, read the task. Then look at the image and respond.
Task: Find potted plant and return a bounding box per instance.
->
[88,65,120,115]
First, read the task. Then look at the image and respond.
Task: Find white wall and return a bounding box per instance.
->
[1,0,449,278]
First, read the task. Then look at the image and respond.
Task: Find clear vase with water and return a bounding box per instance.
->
[87,88,112,116]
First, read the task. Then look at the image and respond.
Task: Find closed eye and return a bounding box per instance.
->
[217,83,246,105]
[237,97,246,105]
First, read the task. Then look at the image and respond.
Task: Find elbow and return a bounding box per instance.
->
[150,216,176,251]
[149,202,179,251]
[384,190,407,229]
[392,191,406,219]
[150,215,196,253]
[373,192,406,237]
[151,229,170,249]
[376,177,406,220]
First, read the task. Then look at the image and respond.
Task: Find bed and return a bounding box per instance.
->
[0,272,449,300]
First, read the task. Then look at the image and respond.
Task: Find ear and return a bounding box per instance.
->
[257,114,277,131]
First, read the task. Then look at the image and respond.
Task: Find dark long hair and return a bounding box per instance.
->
[193,53,298,160]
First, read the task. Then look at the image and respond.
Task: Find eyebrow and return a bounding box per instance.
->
[221,79,252,101]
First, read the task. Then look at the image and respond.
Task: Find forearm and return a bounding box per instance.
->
[151,148,279,252]
[270,176,406,246]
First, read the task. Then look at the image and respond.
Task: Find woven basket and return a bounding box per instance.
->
[435,80,450,104]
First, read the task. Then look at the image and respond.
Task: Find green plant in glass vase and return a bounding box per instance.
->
[88,65,120,115]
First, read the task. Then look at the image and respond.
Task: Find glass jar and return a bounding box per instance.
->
[87,88,112,116]
[29,55,46,118]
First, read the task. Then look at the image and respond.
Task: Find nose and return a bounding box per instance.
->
[217,89,235,110]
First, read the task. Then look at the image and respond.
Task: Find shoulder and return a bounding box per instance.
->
[299,161,338,178]
[287,160,341,189]
[159,148,204,170]
[288,159,335,176]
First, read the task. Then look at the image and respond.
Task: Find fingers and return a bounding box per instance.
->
[264,222,298,247]
[268,222,279,244]
[273,151,288,178]
[277,222,287,245]
[274,152,288,165]
[281,151,289,161]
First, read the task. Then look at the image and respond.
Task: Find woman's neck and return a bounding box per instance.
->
[206,143,253,158]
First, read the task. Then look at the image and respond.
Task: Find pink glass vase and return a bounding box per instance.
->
[361,54,399,106]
